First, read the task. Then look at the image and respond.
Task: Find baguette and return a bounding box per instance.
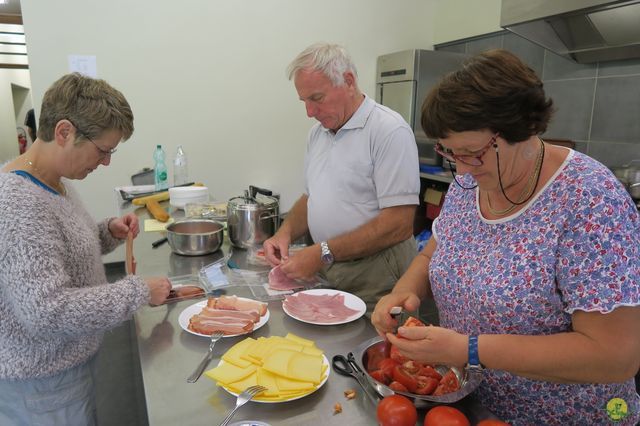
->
[132,191,170,206]
[146,199,170,222]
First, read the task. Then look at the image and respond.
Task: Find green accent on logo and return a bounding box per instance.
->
[606,397,628,421]
[159,171,167,180]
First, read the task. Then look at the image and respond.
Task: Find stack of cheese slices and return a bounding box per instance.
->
[205,333,327,402]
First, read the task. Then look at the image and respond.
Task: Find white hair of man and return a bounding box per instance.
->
[287,42,358,87]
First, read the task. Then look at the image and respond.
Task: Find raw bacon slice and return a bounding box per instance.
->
[283,292,360,323]
[188,315,253,335]
[268,265,305,291]
[199,307,260,323]
[189,295,267,335]
[209,295,268,316]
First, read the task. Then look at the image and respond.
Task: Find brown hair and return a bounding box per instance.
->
[421,49,553,143]
[38,73,134,142]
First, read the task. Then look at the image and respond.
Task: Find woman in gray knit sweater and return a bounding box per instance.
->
[0,73,171,425]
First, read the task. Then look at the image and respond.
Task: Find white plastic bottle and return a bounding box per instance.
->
[173,145,188,186]
[153,145,168,190]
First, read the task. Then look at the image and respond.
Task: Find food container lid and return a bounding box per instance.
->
[228,195,278,211]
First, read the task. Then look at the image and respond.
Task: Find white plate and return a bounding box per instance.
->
[282,289,366,325]
[178,299,270,338]
[219,355,330,403]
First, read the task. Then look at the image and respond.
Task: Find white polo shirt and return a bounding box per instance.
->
[304,95,420,243]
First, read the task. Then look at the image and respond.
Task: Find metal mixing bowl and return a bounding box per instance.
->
[352,336,483,407]
[166,219,224,256]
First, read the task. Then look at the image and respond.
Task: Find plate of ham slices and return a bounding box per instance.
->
[282,289,366,325]
[178,295,270,338]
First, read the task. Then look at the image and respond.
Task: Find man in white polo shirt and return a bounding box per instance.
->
[264,42,420,312]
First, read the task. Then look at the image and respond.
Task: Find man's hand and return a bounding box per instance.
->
[109,213,139,239]
[279,244,323,281]
[263,233,291,266]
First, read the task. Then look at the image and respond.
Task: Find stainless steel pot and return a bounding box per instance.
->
[352,336,483,408]
[227,190,279,249]
[166,219,224,256]
[612,159,640,199]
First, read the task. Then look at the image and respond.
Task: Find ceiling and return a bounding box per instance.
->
[0,0,22,24]
[0,0,26,69]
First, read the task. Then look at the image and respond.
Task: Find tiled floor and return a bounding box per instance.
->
[96,263,148,426]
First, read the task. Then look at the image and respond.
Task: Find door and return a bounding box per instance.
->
[379,80,415,128]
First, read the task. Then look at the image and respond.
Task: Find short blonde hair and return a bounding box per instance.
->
[38,73,134,142]
[287,42,358,87]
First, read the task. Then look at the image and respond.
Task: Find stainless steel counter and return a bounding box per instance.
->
[126,203,496,425]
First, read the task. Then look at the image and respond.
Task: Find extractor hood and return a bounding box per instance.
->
[501,0,640,63]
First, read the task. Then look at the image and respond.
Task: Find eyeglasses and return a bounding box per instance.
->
[67,119,117,158]
[435,133,498,166]
[86,137,117,158]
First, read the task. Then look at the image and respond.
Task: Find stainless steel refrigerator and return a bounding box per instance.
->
[375,49,467,165]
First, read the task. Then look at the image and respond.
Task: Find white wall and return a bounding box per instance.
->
[20,0,436,218]
[432,0,502,44]
[0,69,31,161]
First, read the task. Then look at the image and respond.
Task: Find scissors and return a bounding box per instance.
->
[331,352,382,406]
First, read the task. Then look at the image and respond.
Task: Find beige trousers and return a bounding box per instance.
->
[319,238,417,315]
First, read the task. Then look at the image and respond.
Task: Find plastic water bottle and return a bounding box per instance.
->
[153,145,168,190]
[173,145,188,186]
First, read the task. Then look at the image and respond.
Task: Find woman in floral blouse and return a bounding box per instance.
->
[372,49,640,425]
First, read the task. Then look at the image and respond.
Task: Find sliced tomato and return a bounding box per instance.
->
[378,358,400,380]
[433,369,460,396]
[392,365,418,393]
[403,316,426,327]
[418,365,442,380]
[370,369,391,385]
[414,376,439,395]
[389,345,409,364]
[388,381,409,393]
[401,360,422,374]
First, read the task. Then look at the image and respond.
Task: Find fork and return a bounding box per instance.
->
[187,330,225,383]
[219,385,267,426]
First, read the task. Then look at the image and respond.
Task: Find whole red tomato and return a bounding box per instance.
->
[376,395,418,426]
[423,406,470,426]
[477,420,511,426]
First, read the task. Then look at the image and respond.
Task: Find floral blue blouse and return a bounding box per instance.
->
[431,150,640,425]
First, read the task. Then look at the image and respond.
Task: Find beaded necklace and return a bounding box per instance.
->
[485,139,544,216]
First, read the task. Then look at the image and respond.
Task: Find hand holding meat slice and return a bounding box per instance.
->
[268,265,305,291]
[146,277,172,305]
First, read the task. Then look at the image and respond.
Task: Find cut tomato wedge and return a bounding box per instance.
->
[433,369,460,395]
[392,365,418,393]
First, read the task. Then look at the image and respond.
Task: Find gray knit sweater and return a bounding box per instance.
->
[0,170,150,380]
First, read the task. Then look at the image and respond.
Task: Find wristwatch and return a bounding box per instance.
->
[467,335,484,371]
[320,241,335,265]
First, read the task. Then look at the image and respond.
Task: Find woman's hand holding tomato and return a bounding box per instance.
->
[371,291,421,336]
[386,325,468,367]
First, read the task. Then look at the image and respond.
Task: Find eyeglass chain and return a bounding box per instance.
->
[486,138,545,216]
